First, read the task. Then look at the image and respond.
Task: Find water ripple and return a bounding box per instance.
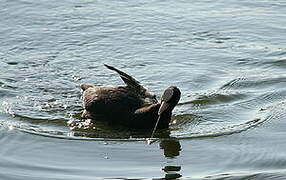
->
[202,170,286,180]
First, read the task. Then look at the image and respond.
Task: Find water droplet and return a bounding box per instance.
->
[8,125,15,131]
[67,132,74,137]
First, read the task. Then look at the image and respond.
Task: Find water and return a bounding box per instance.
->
[1,0,286,179]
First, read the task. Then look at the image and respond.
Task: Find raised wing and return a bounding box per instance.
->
[104,64,141,90]
[104,64,158,103]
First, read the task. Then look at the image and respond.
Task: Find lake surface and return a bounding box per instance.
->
[1,0,286,179]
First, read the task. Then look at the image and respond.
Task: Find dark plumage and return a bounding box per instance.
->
[80,64,181,130]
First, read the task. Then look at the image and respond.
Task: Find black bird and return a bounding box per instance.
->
[80,64,181,130]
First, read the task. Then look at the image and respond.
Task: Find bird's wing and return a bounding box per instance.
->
[104,64,145,94]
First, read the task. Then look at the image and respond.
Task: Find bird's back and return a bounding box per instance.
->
[82,85,145,125]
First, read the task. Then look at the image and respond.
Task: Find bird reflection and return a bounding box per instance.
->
[160,138,181,158]
[157,135,182,179]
